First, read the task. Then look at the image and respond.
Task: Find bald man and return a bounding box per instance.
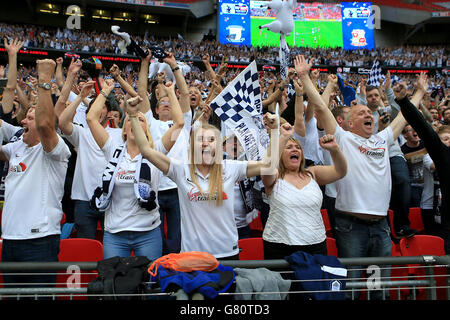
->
[294,54,425,299]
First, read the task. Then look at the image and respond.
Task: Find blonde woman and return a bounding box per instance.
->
[261,133,347,259]
[126,95,288,259]
[86,78,184,260]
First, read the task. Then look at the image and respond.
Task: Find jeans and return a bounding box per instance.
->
[158,188,181,254]
[73,200,104,239]
[1,235,60,289]
[103,229,162,261]
[389,156,411,231]
[334,213,392,300]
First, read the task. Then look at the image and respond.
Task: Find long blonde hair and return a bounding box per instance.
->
[189,124,224,206]
[122,111,154,149]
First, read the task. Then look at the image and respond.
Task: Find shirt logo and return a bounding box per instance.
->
[187,187,228,202]
[116,169,135,183]
[358,145,386,158]
[9,162,27,173]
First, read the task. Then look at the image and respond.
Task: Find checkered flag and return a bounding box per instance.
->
[279,34,290,80]
[367,59,383,87]
[210,61,269,161]
[210,60,262,124]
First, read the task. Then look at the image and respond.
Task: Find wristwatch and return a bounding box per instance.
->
[38,82,51,90]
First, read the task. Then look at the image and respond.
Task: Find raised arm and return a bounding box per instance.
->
[137,52,152,114]
[309,134,347,185]
[293,78,306,137]
[127,96,171,175]
[2,38,24,114]
[55,57,65,89]
[164,52,190,113]
[202,53,217,83]
[35,59,59,152]
[59,81,95,135]
[294,55,337,135]
[159,82,185,152]
[110,64,138,97]
[86,78,114,149]
[54,58,82,118]
[389,74,426,140]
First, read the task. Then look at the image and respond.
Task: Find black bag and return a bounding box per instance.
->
[87,256,151,300]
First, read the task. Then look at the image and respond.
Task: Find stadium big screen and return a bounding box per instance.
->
[218,1,375,50]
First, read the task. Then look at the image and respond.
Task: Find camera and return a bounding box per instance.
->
[149,46,168,62]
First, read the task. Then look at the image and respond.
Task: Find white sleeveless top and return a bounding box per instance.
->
[263,176,326,246]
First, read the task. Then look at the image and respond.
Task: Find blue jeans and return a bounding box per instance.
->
[389,156,411,231]
[74,200,104,239]
[1,235,60,289]
[158,188,181,254]
[334,213,392,300]
[103,229,162,261]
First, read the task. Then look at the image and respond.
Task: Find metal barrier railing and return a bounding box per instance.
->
[0,255,449,300]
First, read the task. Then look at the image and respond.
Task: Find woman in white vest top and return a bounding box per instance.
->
[261,131,347,259]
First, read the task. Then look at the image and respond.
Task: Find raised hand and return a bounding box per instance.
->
[80,81,96,98]
[56,57,64,66]
[327,74,338,88]
[415,71,428,93]
[36,59,56,81]
[68,58,82,75]
[4,38,24,56]
[319,134,339,151]
[393,82,408,100]
[163,51,177,69]
[109,64,121,78]
[294,55,313,77]
[126,95,143,116]
[384,71,391,90]
[280,122,294,137]
[263,112,278,130]
[101,78,115,94]
[293,78,303,95]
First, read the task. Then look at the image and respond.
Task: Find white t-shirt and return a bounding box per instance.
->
[166,158,248,258]
[68,91,91,128]
[1,136,71,239]
[421,153,434,210]
[334,125,394,216]
[146,110,192,191]
[101,136,166,234]
[65,124,122,201]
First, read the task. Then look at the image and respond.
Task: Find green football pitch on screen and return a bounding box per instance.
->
[251,18,343,48]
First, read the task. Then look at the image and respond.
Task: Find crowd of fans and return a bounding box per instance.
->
[1,23,449,68]
[0,22,449,300]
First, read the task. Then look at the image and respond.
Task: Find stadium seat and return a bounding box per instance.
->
[248,211,264,237]
[238,237,264,260]
[57,238,103,300]
[326,237,338,257]
[321,209,333,237]
[390,240,410,300]
[408,207,424,234]
[399,235,447,300]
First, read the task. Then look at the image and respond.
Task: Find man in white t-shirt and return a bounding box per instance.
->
[0,58,71,289]
[294,55,417,299]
